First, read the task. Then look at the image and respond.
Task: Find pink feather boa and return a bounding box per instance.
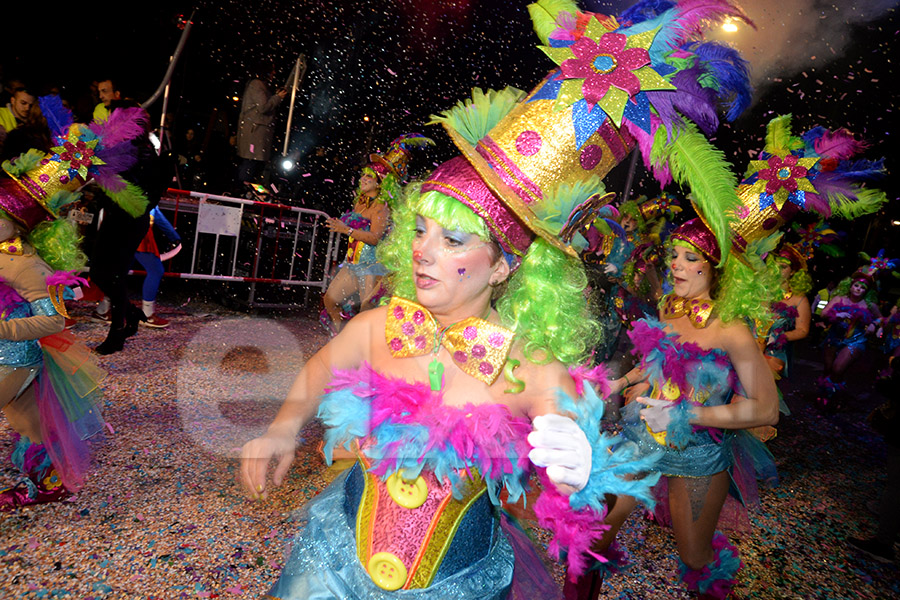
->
[533,469,610,579]
[326,364,533,481]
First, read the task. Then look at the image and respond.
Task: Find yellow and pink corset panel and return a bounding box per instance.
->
[318,364,532,590]
[318,362,659,586]
[350,451,493,591]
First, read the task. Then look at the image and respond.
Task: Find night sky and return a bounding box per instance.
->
[3,0,898,277]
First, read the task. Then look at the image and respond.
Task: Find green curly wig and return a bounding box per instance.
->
[770,255,814,297]
[1,209,87,272]
[618,197,647,232]
[377,184,600,372]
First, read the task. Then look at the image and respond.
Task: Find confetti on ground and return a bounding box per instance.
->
[1,299,897,599]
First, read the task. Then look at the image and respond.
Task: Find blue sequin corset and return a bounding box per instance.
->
[622,318,737,477]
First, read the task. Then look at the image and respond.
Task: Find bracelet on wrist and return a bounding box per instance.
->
[623,373,631,386]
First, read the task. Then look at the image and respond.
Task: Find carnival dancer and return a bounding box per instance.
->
[602,111,889,598]
[607,222,782,599]
[876,297,900,380]
[0,95,113,510]
[320,134,433,335]
[818,268,883,410]
[516,0,769,596]
[240,91,668,597]
[762,242,812,378]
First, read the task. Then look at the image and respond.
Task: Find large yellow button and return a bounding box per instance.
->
[661,379,681,400]
[385,471,428,509]
[367,552,408,590]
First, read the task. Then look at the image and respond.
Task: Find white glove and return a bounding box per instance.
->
[637,396,674,433]
[527,414,591,492]
[603,263,619,275]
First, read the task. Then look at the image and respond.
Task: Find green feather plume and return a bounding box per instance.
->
[819,244,844,258]
[651,122,739,263]
[528,0,580,46]
[829,187,888,220]
[102,180,149,218]
[2,149,45,177]
[532,177,607,251]
[763,114,803,157]
[46,190,81,214]
[743,231,782,271]
[428,87,526,146]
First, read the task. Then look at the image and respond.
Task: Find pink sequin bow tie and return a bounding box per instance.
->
[661,294,716,328]
[385,296,514,385]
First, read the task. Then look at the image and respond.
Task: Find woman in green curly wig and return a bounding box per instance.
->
[762,243,812,379]
[603,216,781,600]
[378,181,599,376]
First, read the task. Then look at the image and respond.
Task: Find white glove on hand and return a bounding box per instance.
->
[603,263,619,275]
[637,396,674,433]
[527,414,591,492]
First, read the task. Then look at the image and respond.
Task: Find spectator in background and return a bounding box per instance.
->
[234,56,305,191]
[89,100,166,354]
[92,78,121,124]
[135,206,181,327]
[0,93,52,162]
[0,86,37,155]
[73,80,100,123]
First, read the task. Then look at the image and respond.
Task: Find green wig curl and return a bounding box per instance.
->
[377,184,599,371]
[1,209,87,272]
[789,269,813,297]
[715,253,781,326]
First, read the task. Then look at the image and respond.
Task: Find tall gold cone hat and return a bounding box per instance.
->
[440,75,631,257]
[726,115,887,259]
[429,0,756,259]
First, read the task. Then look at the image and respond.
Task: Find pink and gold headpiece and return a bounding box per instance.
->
[424,0,755,259]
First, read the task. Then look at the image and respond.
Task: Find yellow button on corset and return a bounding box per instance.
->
[386,471,428,509]
[368,552,408,591]
[647,379,682,446]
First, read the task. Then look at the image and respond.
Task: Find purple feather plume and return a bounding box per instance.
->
[38,95,74,138]
[668,67,721,134]
[687,41,753,121]
[811,127,868,160]
[94,140,139,174]
[673,0,754,38]
[88,107,147,149]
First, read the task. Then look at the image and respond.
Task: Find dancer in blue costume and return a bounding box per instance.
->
[599,111,888,598]
[240,139,661,598]
[606,218,782,600]
[1,95,145,510]
[320,158,393,335]
[321,135,433,335]
[817,269,882,409]
[239,59,676,600]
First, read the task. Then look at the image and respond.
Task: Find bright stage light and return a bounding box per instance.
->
[722,19,738,33]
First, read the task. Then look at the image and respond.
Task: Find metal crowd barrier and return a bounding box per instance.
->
[147,189,342,309]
